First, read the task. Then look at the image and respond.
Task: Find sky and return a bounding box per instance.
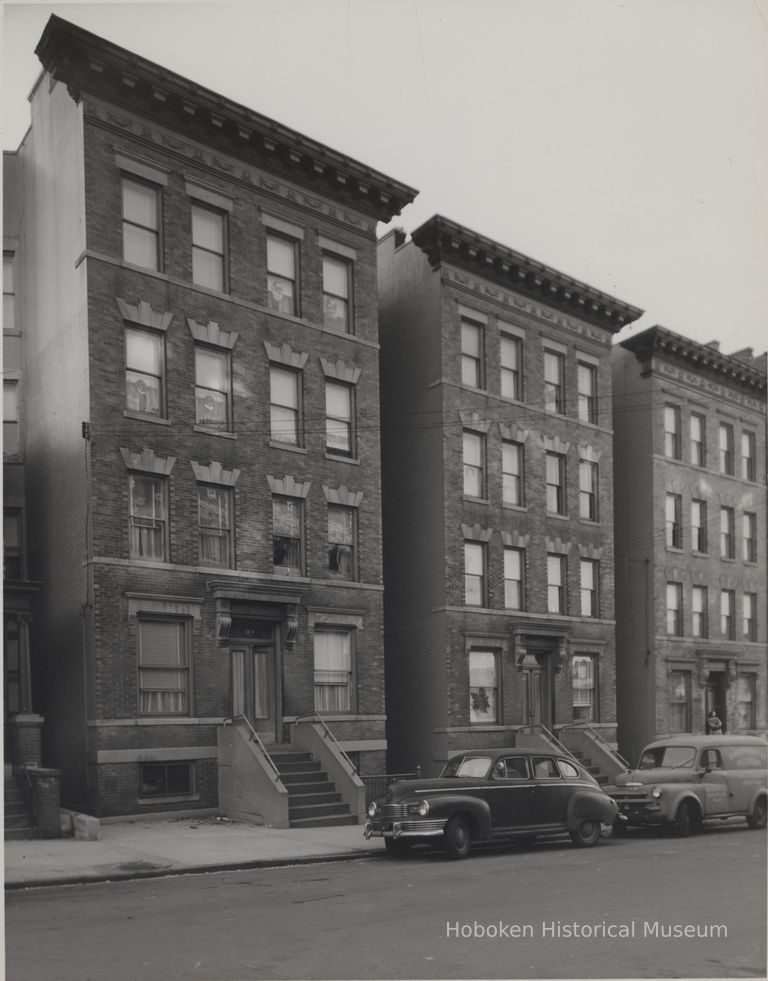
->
[2,0,767,357]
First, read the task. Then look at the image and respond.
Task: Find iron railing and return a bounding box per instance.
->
[524,722,578,760]
[293,713,358,775]
[231,714,282,780]
[557,722,631,769]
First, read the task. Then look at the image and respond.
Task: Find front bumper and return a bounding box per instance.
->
[364,818,447,840]
[612,796,665,824]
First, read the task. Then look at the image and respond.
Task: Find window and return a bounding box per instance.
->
[547,554,566,614]
[270,366,301,445]
[720,506,735,559]
[198,485,232,567]
[464,542,486,606]
[325,381,354,457]
[3,253,15,330]
[741,431,756,481]
[669,671,692,733]
[735,675,756,730]
[461,316,484,388]
[666,582,683,636]
[743,512,757,563]
[138,618,189,714]
[463,431,486,498]
[572,655,597,722]
[504,547,524,610]
[743,593,757,641]
[272,497,303,575]
[719,422,734,474]
[577,362,598,423]
[140,762,193,797]
[580,559,599,617]
[191,203,226,291]
[266,233,298,315]
[665,493,682,549]
[690,413,705,467]
[3,510,21,579]
[720,589,735,639]
[544,350,565,414]
[314,629,353,712]
[502,441,524,506]
[129,474,167,561]
[546,453,566,515]
[469,651,498,724]
[126,328,164,417]
[328,505,355,580]
[692,586,708,638]
[195,346,231,431]
[323,254,352,332]
[122,178,160,270]
[664,405,681,459]
[579,460,598,521]
[691,499,707,553]
[3,379,19,455]
[500,333,522,400]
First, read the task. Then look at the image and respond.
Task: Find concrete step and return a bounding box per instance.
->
[287,790,342,807]
[269,752,313,766]
[274,760,324,775]
[289,801,350,821]
[288,813,358,829]
[279,769,329,785]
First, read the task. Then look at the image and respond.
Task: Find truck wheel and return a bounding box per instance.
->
[746,796,767,830]
[569,819,602,848]
[384,838,412,858]
[444,815,472,859]
[674,801,695,837]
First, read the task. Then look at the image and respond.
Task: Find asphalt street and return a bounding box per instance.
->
[6,823,766,980]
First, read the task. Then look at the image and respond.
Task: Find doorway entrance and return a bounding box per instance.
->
[521,655,553,729]
[231,620,279,742]
[705,671,727,733]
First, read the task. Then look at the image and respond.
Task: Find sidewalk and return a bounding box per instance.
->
[4,816,382,889]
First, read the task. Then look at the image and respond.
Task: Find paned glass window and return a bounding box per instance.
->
[735,675,756,729]
[3,254,15,331]
[126,328,164,417]
[719,423,734,474]
[325,381,354,457]
[469,651,498,724]
[314,629,352,712]
[665,493,682,549]
[669,671,692,732]
[266,233,298,315]
[741,431,756,481]
[122,178,160,270]
[138,619,188,715]
[572,655,597,721]
[692,586,708,638]
[580,559,599,618]
[720,506,735,559]
[198,485,232,567]
[270,366,301,445]
[3,379,19,455]
[195,346,231,430]
[3,510,21,579]
[666,582,683,635]
[547,554,566,614]
[691,499,707,552]
[690,413,705,466]
[464,542,486,606]
[323,255,351,332]
[129,474,167,561]
[720,589,735,639]
[546,452,566,515]
[272,497,303,575]
[504,547,524,610]
[743,512,757,562]
[461,317,484,388]
[743,593,757,641]
[500,333,522,400]
[579,460,598,521]
[577,362,597,423]
[544,350,565,414]
[463,430,486,498]
[191,204,226,291]
[664,405,681,458]
[140,762,193,797]
[502,441,524,506]
[328,505,355,580]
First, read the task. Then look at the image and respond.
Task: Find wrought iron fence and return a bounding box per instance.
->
[361,768,421,805]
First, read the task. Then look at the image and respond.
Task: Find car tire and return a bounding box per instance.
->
[746,796,767,830]
[384,838,412,858]
[444,814,472,859]
[569,819,602,848]
[674,800,696,837]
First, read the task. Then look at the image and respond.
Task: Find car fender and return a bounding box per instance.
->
[427,795,493,839]
[657,787,704,821]
[748,785,768,812]
[567,789,618,829]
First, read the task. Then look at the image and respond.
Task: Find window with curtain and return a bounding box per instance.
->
[743,512,757,563]
[198,485,232,567]
[668,671,692,732]
[691,499,707,552]
[690,413,705,466]
[666,582,683,635]
[138,619,189,715]
[323,254,352,332]
[719,423,734,474]
[720,589,735,639]
[741,431,756,481]
[735,675,756,729]
[328,505,355,580]
[743,593,757,641]
[572,655,597,721]
[129,474,167,561]
[469,650,498,724]
[547,554,566,614]
[664,405,681,458]
[580,559,599,617]
[126,328,164,417]
[502,441,524,506]
[504,547,524,609]
[314,629,353,712]
[195,346,230,430]
[692,586,708,638]
[720,507,735,558]
[325,381,353,456]
[266,233,298,315]
[665,493,682,549]
[463,430,485,498]
[272,497,303,575]
[464,542,486,606]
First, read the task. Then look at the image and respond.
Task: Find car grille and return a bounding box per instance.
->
[399,820,445,834]
[380,803,410,819]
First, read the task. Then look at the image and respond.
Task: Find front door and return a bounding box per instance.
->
[705,672,727,733]
[522,660,553,728]
[232,645,277,740]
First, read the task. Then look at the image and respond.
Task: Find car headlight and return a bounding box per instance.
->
[651,787,662,799]
[367,801,379,817]
[407,799,430,816]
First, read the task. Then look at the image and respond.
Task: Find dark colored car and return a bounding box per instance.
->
[364,748,619,859]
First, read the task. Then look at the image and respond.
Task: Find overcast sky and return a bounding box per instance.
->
[3,0,767,356]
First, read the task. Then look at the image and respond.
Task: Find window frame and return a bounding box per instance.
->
[137,616,190,716]
[325,380,355,458]
[266,231,300,317]
[579,459,598,522]
[547,553,567,614]
[3,508,23,580]
[692,585,708,639]
[469,650,499,725]
[735,674,756,730]
[125,326,166,419]
[743,512,757,563]
[269,364,302,446]
[690,413,706,467]
[580,558,599,618]
[691,499,707,553]
[543,349,565,415]
[462,430,486,499]
[322,253,353,333]
[668,670,692,733]
[191,201,227,292]
[720,506,735,559]
[3,378,19,456]
[503,546,525,610]
[194,344,232,432]
[197,484,234,569]
[665,493,683,549]
[464,541,487,607]
[720,589,736,639]
[743,593,757,642]
[327,503,357,581]
[666,582,683,636]
[572,654,598,722]
[122,176,162,271]
[719,422,734,475]
[577,361,598,424]
[664,404,681,459]
[460,315,484,389]
[139,761,194,799]
[272,496,304,576]
[741,431,756,481]
[313,627,355,714]
[128,473,168,562]
[546,452,566,515]
[500,332,522,401]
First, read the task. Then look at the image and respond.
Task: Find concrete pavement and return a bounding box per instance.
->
[4,815,382,889]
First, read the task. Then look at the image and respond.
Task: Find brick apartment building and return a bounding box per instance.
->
[377,217,643,777]
[6,15,416,819]
[612,327,767,764]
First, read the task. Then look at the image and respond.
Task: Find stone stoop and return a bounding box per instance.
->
[4,772,35,840]
[268,750,357,828]
[570,750,610,786]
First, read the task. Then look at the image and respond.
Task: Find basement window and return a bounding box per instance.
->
[139,762,193,798]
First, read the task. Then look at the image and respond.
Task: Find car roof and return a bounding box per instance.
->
[644,735,768,749]
[451,748,566,760]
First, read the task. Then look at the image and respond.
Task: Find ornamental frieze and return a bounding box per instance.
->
[653,359,764,412]
[84,100,374,234]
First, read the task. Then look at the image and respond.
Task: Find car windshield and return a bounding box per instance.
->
[638,746,696,769]
[440,756,492,778]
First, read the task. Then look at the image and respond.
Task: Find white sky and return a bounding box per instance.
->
[2,0,767,356]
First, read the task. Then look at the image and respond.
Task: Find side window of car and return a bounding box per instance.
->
[701,749,723,771]
[495,757,529,780]
[558,759,580,779]
[533,757,560,779]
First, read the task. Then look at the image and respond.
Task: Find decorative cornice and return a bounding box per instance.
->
[187,318,238,349]
[320,357,362,384]
[267,474,311,498]
[120,446,176,475]
[117,297,173,331]
[462,523,492,543]
[322,485,364,507]
[190,461,241,487]
[36,15,418,223]
[264,341,308,369]
[411,215,643,333]
[459,410,491,433]
[621,326,766,396]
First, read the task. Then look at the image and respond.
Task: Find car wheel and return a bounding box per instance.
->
[384,837,412,858]
[569,819,602,848]
[674,800,696,837]
[746,796,767,830]
[444,814,472,859]
[611,818,627,837]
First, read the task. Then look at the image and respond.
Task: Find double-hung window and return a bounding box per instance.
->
[669,671,692,732]
[736,675,756,729]
[664,405,681,459]
[272,497,303,575]
[191,203,226,291]
[325,381,354,457]
[266,233,299,316]
[719,423,734,475]
[322,254,352,332]
[270,366,301,445]
[577,361,598,424]
[691,499,707,552]
[125,328,164,417]
[500,332,522,400]
[195,346,231,431]
[3,380,19,455]
[743,593,757,642]
[741,431,756,481]
[502,441,524,506]
[138,618,189,715]
[580,559,599,617]
[743,512,757,563]
[469,651,498,724]
[461,315,484,388]
[547,554,567,614]
[504,547,524,610]
[546,453,566,515]
[129,474,167,561]
[3,253,15,331]
[463,431,486,498]
[198,485,233,567]
[464,542,486,607]
[720,589,735,639]
[544,350,565,414]
[314,629,353,712]
[666,582,683,636]
[579,460,598,521]
[572,655,597,722]
[122,178,161,270]
[690,413,706,467]
[3,510,22,579]
[328,505,356,580]
[720,506,735,559]
[692,586,708,638]
[665,493,682,549]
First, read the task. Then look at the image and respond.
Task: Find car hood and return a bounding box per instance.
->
[613,768,699,787]
[382,777,487,801]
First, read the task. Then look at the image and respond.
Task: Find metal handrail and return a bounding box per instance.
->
[293,713,358,775]
[557,722,630,769]
[525,722,578,760]
[231,714,282,780]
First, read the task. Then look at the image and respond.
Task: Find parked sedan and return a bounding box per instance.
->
[364,748,618,859]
